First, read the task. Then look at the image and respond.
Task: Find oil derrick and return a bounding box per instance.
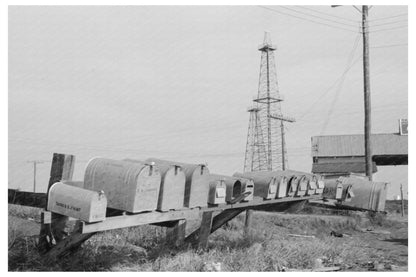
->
[244,32,295,172]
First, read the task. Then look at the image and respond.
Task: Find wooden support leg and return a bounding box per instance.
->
[185,208,244,248]
[39,153,75,253]
[43,222,96,261]
[244,209,253,235]
[196,211,214,249]
[165,219,186,247]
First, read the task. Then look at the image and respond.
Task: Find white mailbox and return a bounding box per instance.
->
[208,179,226,205]
[47,182,107,223]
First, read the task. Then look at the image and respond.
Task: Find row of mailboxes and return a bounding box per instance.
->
[48,157,327,221]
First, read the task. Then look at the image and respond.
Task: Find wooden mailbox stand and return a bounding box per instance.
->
[10,153,322,260]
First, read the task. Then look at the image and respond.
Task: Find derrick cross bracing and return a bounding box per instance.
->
[9,152,320,260]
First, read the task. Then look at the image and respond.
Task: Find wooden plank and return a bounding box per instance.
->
[165,219,186,247]
[81,195,319,234]
[8,189,46,208]
[81,208,200,234]
[43,222,95,260]
[244,209,253,235]
[39,153,76,253]
[196,211,214,249]
[185,208,244,246]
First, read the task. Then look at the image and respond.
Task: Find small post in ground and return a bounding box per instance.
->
[400,184,405,217]
[244,209,253,235]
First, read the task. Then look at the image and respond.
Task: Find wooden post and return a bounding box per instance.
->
[38,153,75,253]
[244,209,253,235]
[195,211,214,249]
[165,219,186,247]
[400,184,404,217]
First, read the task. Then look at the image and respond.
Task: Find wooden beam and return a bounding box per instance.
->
[185,208,244,246]
[165,219,186,247]
[195,211,214,249]
[8,189,46,208]
[244,209,253,235]
[39,153,76,253]
[81,208,200,234]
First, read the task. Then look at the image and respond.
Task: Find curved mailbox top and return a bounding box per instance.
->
[48,182,107,223]
[210,174,243,203]
[145,158,210,208]
[84,157,161,213]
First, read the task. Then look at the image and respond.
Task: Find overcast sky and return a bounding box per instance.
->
[8,5,408,198]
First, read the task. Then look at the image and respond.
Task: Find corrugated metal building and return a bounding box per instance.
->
[311,133,408,177]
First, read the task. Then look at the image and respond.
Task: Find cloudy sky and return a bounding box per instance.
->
[8,5,408,198]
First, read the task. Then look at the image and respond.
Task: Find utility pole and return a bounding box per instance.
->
[362,5,372,181]
[27,160,44,192]
[332,5,373,181]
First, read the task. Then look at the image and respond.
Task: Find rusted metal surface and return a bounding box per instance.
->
[84,158,161,213]
[233,172,277,199]
[209,174,246,203]
[48,182,107,223]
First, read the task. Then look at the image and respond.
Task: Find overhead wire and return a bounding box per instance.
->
[369,13,408,22]
[278,6,359,28]
[295,5,358,23]
[257,6,359,34]
[319,32,362,134]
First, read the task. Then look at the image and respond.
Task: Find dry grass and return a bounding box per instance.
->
[8,203,407,271]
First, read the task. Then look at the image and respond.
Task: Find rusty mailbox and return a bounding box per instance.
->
[233,172,277,200]
[210,174,250,203]
[48,182,107,223]
[207,177,227,205]
[143,159,210,208]
[236,177,255,202]
[84,158,161,213]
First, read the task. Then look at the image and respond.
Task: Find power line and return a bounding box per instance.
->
[278,6,359,28]
[369,19,408,28]
[257,6,359,33]
[319,33,362,134]
[370,25,408,33]
[369,13,408,22]
[296,6,358,23]
[371,43,408,49]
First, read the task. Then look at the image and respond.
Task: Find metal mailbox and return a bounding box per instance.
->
[207,178,227,205]
[48,182,107,223]
[233,172,277,200]
[83,158,161,213]
[143,159,210,208]
[210,174,245,203]
[274,175,288,198]
[281,170,325,195]
[328,176,388,211]
[124,158,186,211]
[237,177,255,202]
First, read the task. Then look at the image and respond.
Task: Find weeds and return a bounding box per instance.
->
[8,204,407,271]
